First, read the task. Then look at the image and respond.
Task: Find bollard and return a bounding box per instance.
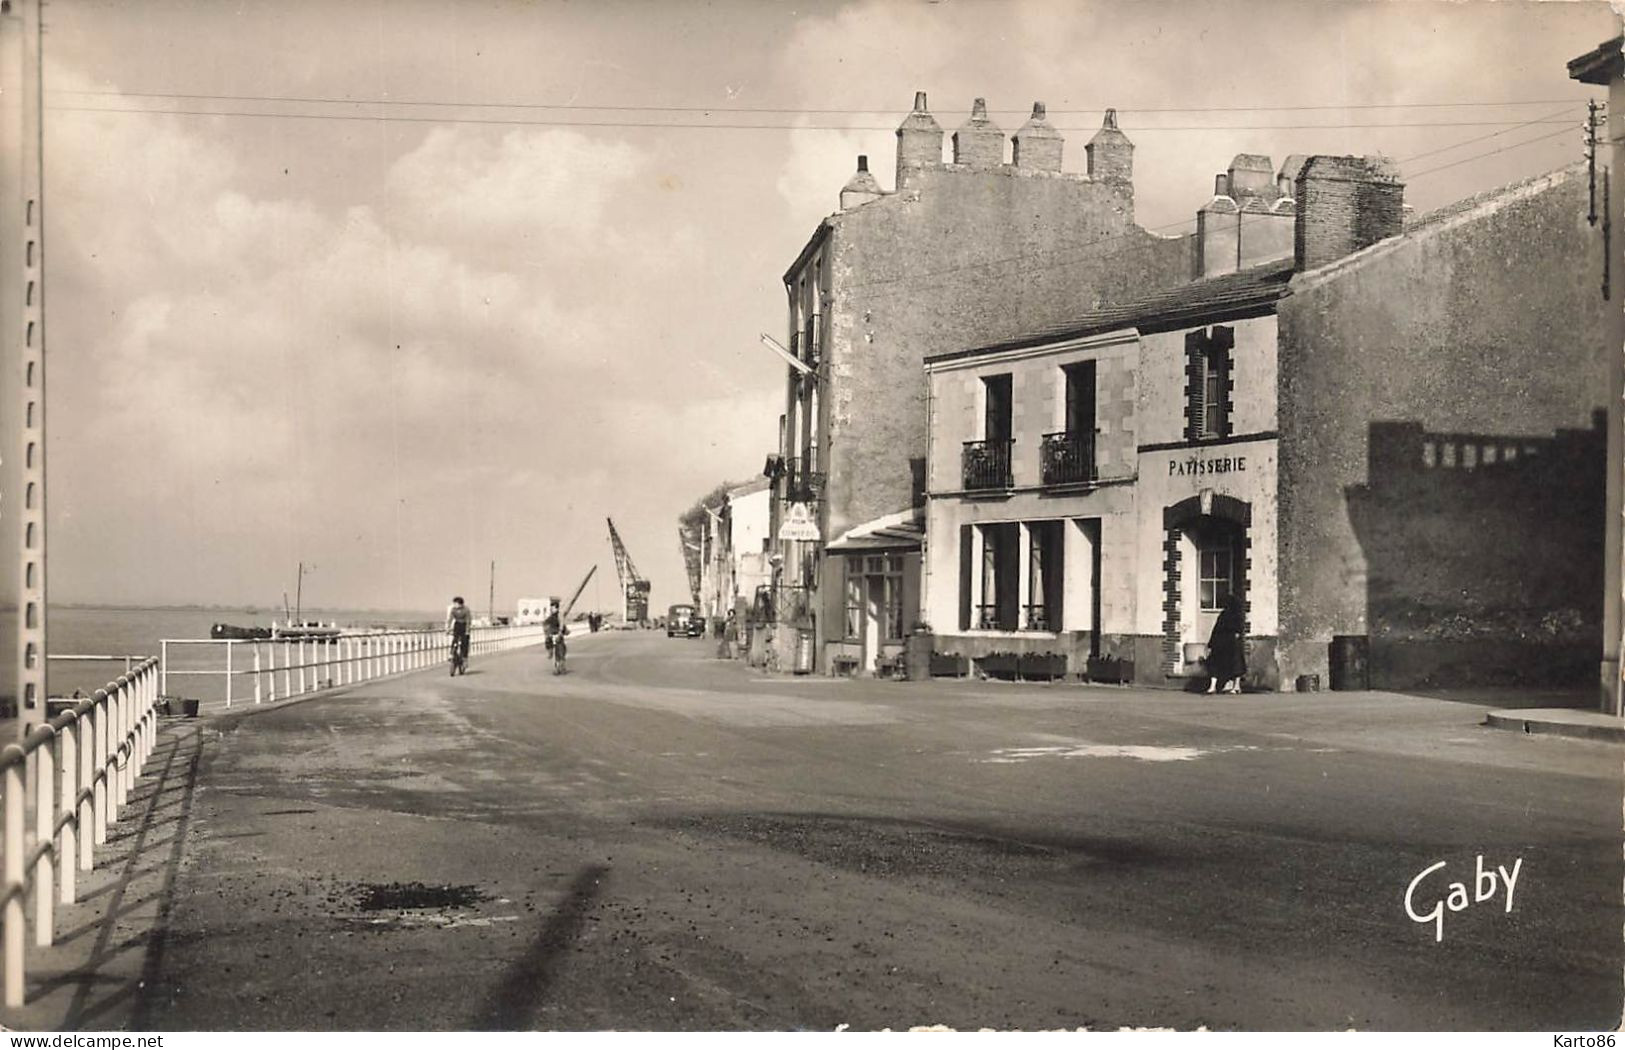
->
[77,711,92,872]
[59,721,76,905]
[91,699,107,846]
[5,752,26,1007]
[34,729,54,948]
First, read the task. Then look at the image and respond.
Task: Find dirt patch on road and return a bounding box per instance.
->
[354,882,490,911]
[658,812,1168,882]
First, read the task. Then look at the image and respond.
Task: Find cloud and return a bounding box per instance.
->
[44,63,741,609]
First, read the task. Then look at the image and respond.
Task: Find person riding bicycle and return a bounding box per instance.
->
[543,603,568,673]
[446,596,472,667]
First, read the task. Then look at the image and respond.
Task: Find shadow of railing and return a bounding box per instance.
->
[17,719,204,1029]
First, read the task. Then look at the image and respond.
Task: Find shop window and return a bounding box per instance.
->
[882,574,905,641]
[844,568,862,640]
[978,523,1019,630]
[847,553,907,641]
[1024,522,1065,631]
[1199,542,1234,611]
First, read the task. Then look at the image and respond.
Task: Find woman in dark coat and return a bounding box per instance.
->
[1205,593,1247,694]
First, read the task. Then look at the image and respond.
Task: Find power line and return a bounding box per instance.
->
[1395,104,1579,164]
[43,102,1583,133]
[1407,122,1580,179]
[44,86,1588,116]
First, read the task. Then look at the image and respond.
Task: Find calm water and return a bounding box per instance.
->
[0,605,442,702]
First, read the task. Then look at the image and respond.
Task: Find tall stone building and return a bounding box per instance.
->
[767,94,1198,674]
[922,158,1609,692]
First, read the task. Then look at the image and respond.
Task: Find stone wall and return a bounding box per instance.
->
[1275,168,1610,688]
[823,164,1194,540]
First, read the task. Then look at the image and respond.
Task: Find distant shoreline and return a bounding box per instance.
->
[48,602,440,618]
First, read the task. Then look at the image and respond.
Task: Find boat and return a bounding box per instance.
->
[272,621,342,643]
[211,623,272,640]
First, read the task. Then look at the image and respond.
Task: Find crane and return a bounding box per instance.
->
[606,518,651,625]
[560,565,597,621]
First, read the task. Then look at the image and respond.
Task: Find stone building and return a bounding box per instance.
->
[768,93,1198,674]
[923,158,1609,691]
[1570,33,1625,715]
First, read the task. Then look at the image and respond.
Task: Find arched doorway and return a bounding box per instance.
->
[1162,493,1251,676]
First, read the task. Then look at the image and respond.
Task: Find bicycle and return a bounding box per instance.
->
[449,632,470,676]
[551,630,567,675]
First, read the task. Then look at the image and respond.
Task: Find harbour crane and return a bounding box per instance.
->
[606,518,651,626]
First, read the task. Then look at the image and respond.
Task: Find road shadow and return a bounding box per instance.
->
[17,718,205,1029]
[468,864,609,1030]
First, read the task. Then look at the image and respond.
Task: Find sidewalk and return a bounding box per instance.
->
[0,716,207,1031]
[1483,706,1625,742]
[1401,684,1625,743]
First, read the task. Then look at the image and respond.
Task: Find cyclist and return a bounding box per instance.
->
[446,595,472,674]
[544,604,568,674]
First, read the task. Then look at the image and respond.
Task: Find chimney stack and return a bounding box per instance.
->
[1013,101,1063,172]
[895,90,944,190]
[952,97,1005,169]
[1085,108,1133,183]
[1293,155,1405,271]
[840,153,885,210]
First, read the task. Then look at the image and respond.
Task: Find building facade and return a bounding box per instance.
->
[1570,32,1625,715]
[925,157,1610,691]
[768,93,1199,674]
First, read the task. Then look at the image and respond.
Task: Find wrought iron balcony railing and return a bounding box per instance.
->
[782,457,826,503]
[962,438,1014,491]
[1022,604,1052,631]
[1040,430,1098,486]
[976,603,1007,631]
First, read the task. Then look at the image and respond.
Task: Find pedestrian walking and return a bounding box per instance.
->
[1206,592,1247,694]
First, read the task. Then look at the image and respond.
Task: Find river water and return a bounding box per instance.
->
[1,605,442,702]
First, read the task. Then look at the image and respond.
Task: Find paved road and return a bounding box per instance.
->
[35,631,1624,1030]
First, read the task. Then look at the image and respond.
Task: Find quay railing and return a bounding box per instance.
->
[160,622,553,708]
[0,658,160,1007]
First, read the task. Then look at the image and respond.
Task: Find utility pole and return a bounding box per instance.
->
[1589,99,1601,225]
[2,0,46,738]
[488,559,495,623]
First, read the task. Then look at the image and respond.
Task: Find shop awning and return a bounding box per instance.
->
[824,508,924,553]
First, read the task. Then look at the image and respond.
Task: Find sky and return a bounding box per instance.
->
[28,0,1620,616]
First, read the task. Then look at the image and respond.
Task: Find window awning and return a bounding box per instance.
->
[824,508,924,553]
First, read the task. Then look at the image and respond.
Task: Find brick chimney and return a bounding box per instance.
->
[952,97,1005,169]
[1012,101,1063,172]
[1085,108,1133,182]
[840,154,885,210]
[895,91,943,190]
[1293,155,1405,271]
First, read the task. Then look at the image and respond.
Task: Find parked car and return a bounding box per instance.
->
[667,604,701,638]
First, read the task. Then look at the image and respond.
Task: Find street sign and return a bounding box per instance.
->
[780,502,821,542]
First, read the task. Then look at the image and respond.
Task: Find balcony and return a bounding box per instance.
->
[783,457,826,503]
[962,438,1014,491]
[1040,430,1097,486]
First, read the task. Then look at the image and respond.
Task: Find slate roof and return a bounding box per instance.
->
[926,259,1296,365]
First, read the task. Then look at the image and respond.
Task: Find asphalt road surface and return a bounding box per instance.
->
[108,631,1624,1030]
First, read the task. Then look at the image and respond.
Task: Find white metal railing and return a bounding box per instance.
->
[0,658,160,1007]
[159,623,553,708]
